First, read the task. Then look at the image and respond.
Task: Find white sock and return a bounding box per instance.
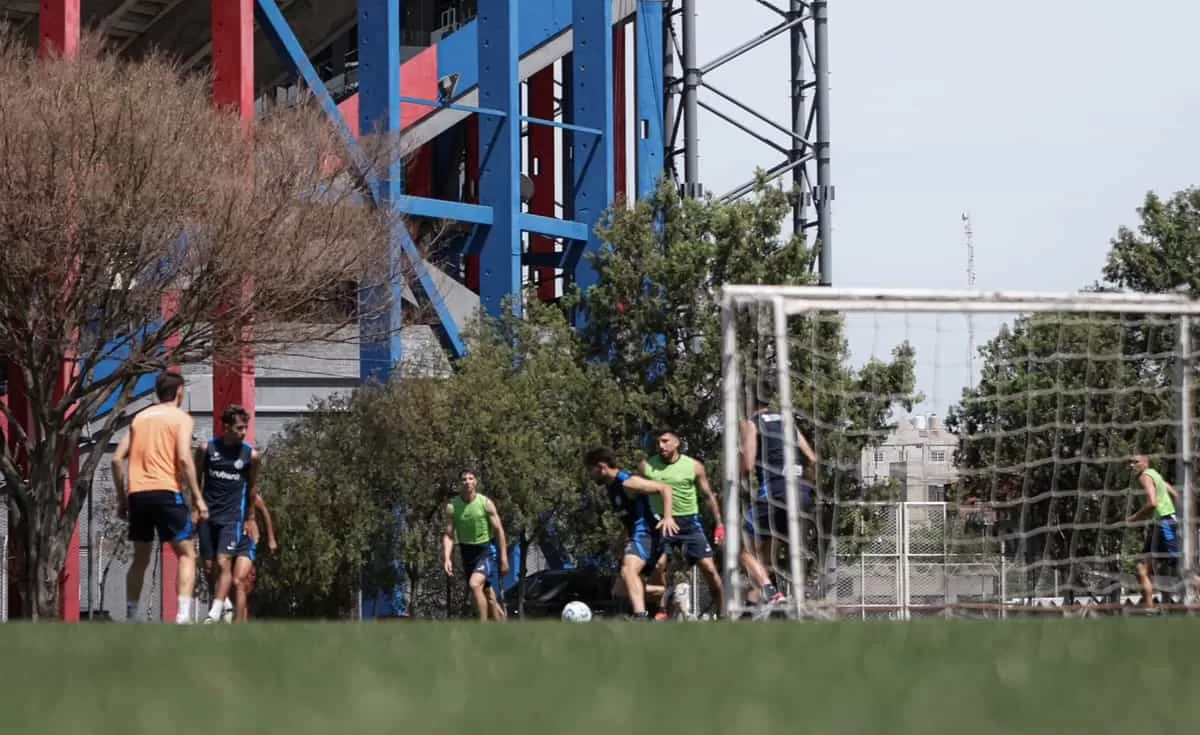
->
[126,600,139,622]
[176,596,194,622]
[223,598,233,611]
[208,600,224,619]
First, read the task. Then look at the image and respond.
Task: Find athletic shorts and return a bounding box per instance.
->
[623,529,664,564]
[743,479,814,542]
[197,518,255,561]
[460,543,501,589]
[1144,516,1180,559]
[127,491,193,544]
[660,515,713,564]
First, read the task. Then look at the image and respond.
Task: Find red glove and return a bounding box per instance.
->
[714,524,726,545]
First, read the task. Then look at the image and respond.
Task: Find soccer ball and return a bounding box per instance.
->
[561,601,593,623]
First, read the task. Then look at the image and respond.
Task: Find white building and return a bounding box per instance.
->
[859,414,958,503]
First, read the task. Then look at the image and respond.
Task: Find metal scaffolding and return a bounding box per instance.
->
[662,0,834,284]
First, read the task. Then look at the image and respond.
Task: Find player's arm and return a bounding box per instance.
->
[110,432,132,517]
[243,449,262,542]
[485,498,510,575]
[621,475,679,535]
[739,419,758,475]
[796,426,818,466]
[253,494,277,552]
[1127,474,1158,523]
[693,461,726,544]
[176,415,207,519]
[441,503,456,576]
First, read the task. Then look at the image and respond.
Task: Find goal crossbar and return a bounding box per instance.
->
[722,285,1200,316]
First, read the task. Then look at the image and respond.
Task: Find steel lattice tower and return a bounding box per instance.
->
[662,0,833,284]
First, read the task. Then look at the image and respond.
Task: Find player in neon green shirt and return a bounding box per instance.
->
[442,469,510,622]
[1126,454,1180,610]
[639,429,724,618]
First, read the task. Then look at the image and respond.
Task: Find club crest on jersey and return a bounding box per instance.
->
[234,459,244,470]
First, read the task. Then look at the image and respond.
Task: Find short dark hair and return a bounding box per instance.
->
[221,405,250,426]
[654,428,680,440]
[583,446,618,469]
[460,467,478,479]
[154,372,185,402]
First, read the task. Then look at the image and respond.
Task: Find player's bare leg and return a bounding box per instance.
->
[232,555,254,622]
[207,554,234,622]
[467,572,490,622]
[484,585,506,621]
[1136,559,1156,610]
[125,541,154,621]
[695,557,725,616]
[171,538,199,622]
[617,554,650,615]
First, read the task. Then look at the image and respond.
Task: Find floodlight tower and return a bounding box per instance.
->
[663,0,833,284]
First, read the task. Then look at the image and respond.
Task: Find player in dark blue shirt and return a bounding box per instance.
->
[584,447,678,620]
[195,405,262,623]
[739,393,818,606]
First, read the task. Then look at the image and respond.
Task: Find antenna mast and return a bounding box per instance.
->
[962,213,976,379]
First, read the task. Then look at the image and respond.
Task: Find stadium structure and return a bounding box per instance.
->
[0,0,832,622]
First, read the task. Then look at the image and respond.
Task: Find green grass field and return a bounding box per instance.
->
[2,618,1198,734]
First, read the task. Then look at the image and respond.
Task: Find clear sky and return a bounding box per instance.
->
[692,0,1200,415]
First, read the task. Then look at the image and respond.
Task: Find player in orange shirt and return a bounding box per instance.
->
[111,372,208,623]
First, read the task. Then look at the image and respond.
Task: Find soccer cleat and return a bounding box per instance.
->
[653,611,669,621]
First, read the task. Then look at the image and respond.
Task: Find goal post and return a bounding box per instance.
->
[720,285,1200,620]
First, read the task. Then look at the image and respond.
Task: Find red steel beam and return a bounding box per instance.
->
[528,68,556,302]
[40,0,81,623]
[612,24,627,204]
[202,0,256,624]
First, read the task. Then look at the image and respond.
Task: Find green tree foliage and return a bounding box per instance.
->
[947,187,1200,597]
[574,181,921,560]
[255,303,625,617]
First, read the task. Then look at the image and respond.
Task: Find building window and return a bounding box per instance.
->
[873,450,884,463]
[929,449,947,463]
[928,485,946,503]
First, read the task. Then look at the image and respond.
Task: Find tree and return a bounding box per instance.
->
[573,181,920,568]
[0,37,398,619]
[255,303,626,617]
[947,187,1200,597]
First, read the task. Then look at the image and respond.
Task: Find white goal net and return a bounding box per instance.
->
[720,286,1200,620]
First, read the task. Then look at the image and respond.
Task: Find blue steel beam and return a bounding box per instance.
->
[475,2,523,318]
[356,0,406,380]
[569,0,616,293]
[635,0,666,198]
[257,0,465,360]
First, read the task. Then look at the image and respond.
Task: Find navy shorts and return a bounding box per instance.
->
[197,518,246,560]
[1144,516,1180,559]
[743,479,814,542]
[127,491,192,544]
[660,515,713,564]
[461,543,501,589]
[623,529,663,564]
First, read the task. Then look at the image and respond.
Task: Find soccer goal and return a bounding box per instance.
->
[720,285,1200,621]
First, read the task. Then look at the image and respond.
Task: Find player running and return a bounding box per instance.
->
[584,447,679,620]
[641,429,724,618]
[1126,454,1181,610]
[739,393,818,606]
[442,469,510,622]
[111,372,208,624]
[196,405,261,624]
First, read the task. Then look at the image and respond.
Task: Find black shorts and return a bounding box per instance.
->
[660,515,713,565]
[197,518,256,561]
[1143,516,1180,559]
[128,491,193,544]
[460,543,501,588]
[743,479,814,542]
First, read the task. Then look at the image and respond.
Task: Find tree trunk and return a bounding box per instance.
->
[23,468,74,621]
